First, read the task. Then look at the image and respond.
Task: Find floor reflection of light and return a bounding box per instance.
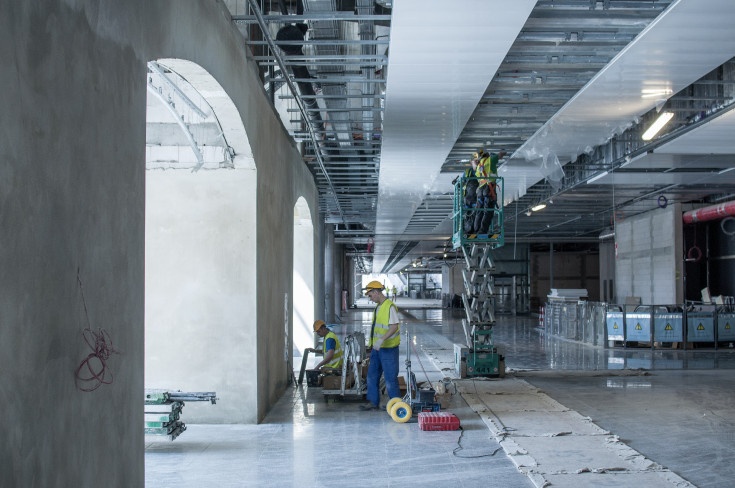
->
[607,357,625,369]
[606,378,652,389]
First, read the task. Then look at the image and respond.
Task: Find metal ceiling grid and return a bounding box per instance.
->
[446,0,673,163]
[403,195,455,234]
[506,57,735,241]
[238,0,389,231]
[441,1,735,245]
[231,1,735,276]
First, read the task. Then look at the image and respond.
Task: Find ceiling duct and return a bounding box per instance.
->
[380,240,419,273]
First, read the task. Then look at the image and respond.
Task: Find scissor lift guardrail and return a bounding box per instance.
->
[452,176,504,250]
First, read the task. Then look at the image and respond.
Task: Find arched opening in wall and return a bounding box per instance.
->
[144,59,257,424]
[292,197,315,362]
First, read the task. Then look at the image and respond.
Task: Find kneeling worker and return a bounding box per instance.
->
[313,320,343,370]
[360,281,401,411]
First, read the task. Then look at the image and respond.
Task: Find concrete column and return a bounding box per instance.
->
[324,225,335,321]
[549,242,554,290]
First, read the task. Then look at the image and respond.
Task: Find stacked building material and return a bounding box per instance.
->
[144,389,217,441]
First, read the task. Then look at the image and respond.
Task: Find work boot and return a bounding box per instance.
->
[359,402,380,411]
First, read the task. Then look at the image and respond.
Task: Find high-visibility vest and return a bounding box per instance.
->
[370,299,400,348]
[324,331,343,368]
[476,153,498,187]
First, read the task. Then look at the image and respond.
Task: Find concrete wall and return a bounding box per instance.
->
[145,170,258,423]
[293,197,315,355]
[615,205,683,305]
[442,264,465,298]
[599,239,616,302]
[1,1,319,486]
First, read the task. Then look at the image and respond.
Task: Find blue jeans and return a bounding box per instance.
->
[366,346,401,407]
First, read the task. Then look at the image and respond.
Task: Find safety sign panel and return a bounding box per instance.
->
[718,313,735,341]
[626,313,650,342]
[687,314,714,342]
[606,312,624,341]
[654,314,683,342]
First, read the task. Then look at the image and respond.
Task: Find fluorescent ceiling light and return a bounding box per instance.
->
[718,167,735,175]
[531,203,546,212]
[642,112,674,141]
[587,170,609,184]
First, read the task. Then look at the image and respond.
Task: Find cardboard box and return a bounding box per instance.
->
[361,357,370,379]
[398,375,407,396]
[431,381,452,409]
[454,343,468,378]
[321,372,354,390]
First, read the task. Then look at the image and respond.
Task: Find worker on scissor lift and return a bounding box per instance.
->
[312,320,343,370]
[360,281,401,411]
[473,149,505,235]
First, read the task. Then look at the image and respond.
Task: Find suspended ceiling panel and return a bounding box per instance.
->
[623,153,735,171]
[654,108,735,155]
[586,108,735,186]
[585,170,735,187]
[372,0,536,272]
[502,0,735,207]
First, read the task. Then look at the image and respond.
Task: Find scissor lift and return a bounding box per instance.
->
[452,176,505,377]
[452,175,504,251]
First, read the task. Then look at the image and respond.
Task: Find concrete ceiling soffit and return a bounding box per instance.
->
[371,0,536,272]
[502,0,735,205]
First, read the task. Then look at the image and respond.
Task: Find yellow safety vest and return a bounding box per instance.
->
[476,153,498,187]
[370,299,400,348]
[324,331,343,369]
[475,158,489,187]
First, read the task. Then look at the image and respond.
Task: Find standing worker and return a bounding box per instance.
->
[360,281,401,411]
[391,285,397,301]
[462,154,481,235]
[473,149,506,235]
[312,320,343,370]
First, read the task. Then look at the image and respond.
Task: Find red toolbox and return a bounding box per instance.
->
[418,412,460,431]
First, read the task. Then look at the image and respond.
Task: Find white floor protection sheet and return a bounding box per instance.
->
[457,377,696,488]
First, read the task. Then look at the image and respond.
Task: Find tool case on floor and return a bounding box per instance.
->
[418,412,460,431]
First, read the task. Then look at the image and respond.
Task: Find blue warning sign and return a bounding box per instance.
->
[687,314,714,342]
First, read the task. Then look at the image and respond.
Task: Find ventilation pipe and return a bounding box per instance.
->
[682,200,735,224]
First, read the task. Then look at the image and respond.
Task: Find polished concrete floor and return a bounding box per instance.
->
[145,301,735,487]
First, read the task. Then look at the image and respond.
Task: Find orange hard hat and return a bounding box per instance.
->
[313,320,326,332]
